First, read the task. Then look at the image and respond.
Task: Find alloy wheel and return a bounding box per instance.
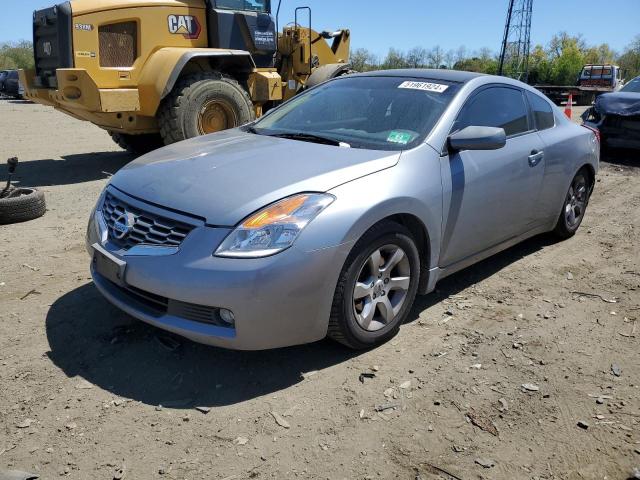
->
[565,173,588,228]
[352,244,411,332]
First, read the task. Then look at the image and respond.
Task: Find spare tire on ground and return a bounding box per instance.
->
[0,187,46,224]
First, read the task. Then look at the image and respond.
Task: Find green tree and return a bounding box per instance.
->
[381,48,408,70]
[406,47,427,68]
[618,35,640,80]
[0,41,34,70]
[350,48,379,72]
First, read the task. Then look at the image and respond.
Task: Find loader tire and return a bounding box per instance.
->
[158,72,255,145]
[109,132,164,155]
[0,187,46,225]
[305,63,354,89]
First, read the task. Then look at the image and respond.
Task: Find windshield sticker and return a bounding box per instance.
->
[398,81,449,93]
[387,131,415,145]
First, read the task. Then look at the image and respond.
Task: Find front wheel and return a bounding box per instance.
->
[553,169,591,239]
[328,221,420,349]
[158,72,255,145]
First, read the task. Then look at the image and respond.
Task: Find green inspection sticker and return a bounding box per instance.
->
[387,131,415,145]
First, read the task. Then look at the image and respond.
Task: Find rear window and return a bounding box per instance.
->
[526,91,555,131]
[215,0,269,12]
[581,67,613,78]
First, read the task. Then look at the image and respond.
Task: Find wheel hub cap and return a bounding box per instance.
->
[198,99,237,135]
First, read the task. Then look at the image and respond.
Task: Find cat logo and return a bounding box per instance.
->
[167,15,201,39]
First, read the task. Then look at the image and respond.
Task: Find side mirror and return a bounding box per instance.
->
[448,126,506,152]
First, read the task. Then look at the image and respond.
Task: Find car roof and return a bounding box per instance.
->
[351,69,484,84]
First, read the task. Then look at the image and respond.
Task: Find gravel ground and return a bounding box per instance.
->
[0,99,639,480]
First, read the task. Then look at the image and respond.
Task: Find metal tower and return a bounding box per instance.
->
[498,0,534,82]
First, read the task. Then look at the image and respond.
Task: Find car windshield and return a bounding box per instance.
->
[251,76,460,151]
[621,78,640,93]
[215,0,269,13]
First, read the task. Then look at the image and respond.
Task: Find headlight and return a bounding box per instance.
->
[92,189,108,243]
[214,193,335,258]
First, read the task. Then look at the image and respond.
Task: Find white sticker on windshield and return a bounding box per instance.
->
[398,81,449,93]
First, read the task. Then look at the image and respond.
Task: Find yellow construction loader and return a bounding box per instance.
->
[20,0,352,153]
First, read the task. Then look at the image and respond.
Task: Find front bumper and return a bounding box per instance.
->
[19,68,158,133]
[584,115,640,150]
[87,191,352,350]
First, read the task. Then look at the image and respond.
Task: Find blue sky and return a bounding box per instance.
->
[1,0,638,56]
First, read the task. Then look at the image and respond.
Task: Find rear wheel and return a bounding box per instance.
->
[109,132,163,155]
[328,221,420,349]
[553,169,591,239]
[158,72,255,145]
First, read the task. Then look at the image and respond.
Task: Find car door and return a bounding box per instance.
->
[6,71,18,93]
[439,85,546,267]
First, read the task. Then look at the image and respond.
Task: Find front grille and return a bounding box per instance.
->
[33,2,73,88]
[99,22,137,68]
[102,192,195,250]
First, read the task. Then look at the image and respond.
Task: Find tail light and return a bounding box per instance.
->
[582,125,601,144]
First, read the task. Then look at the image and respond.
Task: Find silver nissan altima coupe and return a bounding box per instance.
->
[86,69,599,350]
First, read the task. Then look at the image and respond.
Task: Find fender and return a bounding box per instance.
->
[137,48,256,116]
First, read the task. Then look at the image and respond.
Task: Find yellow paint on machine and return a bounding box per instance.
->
[71,3,208,89]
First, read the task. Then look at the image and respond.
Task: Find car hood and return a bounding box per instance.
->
[594,91,640,117]
[111,130,400,225]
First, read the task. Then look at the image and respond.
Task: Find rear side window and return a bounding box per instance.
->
[526,91,555,131]
[456,87,529,137]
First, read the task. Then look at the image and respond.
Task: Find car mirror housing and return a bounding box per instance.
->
[448,126,507,152]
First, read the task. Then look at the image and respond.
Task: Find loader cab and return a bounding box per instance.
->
[205,0,277,68]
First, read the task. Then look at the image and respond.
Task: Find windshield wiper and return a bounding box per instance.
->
[269,132,349,147]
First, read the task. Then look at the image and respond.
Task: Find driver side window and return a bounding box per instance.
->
[455,86,530,137]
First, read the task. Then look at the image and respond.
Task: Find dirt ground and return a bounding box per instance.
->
[0,98,639,480]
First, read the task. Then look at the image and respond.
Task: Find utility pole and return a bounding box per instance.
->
[498,0,534,82]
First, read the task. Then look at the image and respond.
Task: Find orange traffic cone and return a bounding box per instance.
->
[564,93,573,119]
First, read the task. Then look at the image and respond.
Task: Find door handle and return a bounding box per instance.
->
[528,150,544,167]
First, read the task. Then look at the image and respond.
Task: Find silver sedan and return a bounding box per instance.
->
[86,70,599,350]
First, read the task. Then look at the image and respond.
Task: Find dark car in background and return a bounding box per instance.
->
[0,70,9,92]
[583,76,640,150]
[3,70,24,99]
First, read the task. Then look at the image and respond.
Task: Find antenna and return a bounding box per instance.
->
[498,0,534,82]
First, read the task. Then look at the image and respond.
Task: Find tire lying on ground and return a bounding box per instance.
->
[0,188,46,224]
[109,132,164,155]
[158,71,255,145]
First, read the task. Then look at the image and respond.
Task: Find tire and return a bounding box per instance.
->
[328,220,421,349]
[109,132,164,155]
[305,63,353,90]
[553,168,592,239]
[158,71,255,145]
[0,187,46,225]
